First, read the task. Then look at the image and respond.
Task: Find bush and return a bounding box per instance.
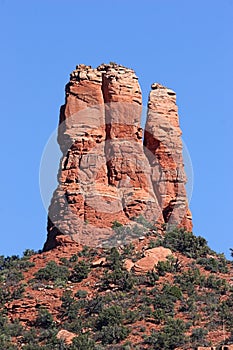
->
[0,287,11,305]
[112,221,123,229]
[0,255,34,272]
[69,254,79,263]
[11,284,25,300]
[21,328,38,345]
[100,324,129,344]
[34,261,69,283]
[162,284,183,301]
[75,290,88,298]
[191,327,208,345]
[204,275,229,294]
[96,305,123,330]
[23,249,36,257]
[70,333,95,350]
[158,228,211,258]
[107,247,123,269]
[4,269,24,286]
[144,318,187,349]
[146,270,159,286]
[218,299,233,328]
[102,248,135,291]
[156,259,175,276]
[152,308,166,324]
[60,290,83,321]
[35,308,54,328]
[69,260,90,282]
[0,313,22,349]
[101,268,135,291]
[152,293,174,318]
[175,268,205,292]
[108,224,143,245]
[0,338,17,350]
[197,256,228,273]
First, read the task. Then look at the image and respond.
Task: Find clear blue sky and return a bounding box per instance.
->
[0,0,232,258]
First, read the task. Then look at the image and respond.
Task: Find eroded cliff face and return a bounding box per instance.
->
[43,63,192,251]
[144,83,192,232]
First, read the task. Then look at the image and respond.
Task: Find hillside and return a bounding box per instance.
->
[0,225,232,349]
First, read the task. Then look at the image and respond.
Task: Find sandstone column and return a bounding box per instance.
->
[100,63,162,223]
[143,83,192,231]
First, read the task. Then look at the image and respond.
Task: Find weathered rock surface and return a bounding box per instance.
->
[43,63,192,250]
[133,246,172,274]
[57,329,76,345]
[144,83,192,231]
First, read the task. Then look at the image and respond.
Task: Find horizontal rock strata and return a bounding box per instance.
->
[43,63,192,251]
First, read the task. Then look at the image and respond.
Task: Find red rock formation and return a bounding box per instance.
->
[57,330,76,345]
[43,63,192,251]
[133,247,172,274]
[144,83,192,231]
[101,64,162,223]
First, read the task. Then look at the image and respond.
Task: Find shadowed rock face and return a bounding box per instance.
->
[43,63,192,251]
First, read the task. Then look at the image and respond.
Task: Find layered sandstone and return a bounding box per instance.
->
[43,63,192,251]
[144,83,192,231]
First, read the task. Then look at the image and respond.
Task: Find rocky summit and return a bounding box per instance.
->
[44,63,192,251]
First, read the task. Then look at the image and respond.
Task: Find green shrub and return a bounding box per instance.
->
[197,256,228,273]
[175,268,205,291]
[21,328,38,345]
[69,254,79,263]
[204,275,229,294]
[158,228,211,258]
[69,260,90,282]
[144,318,187,349]
[0,338,17,350]
[101,268,135,291]
[60,290,83,321]
[5,269,24,286]
[70,333,95,350]
[146,270,159,286]
[122,243,135,258]
[11,284,25,300]
[0,287,11,305]
[102,248,135,291]
[78,246,90,257]
[152,308,166,324]
[218,299,233,328]
[35,308,54,328]
[162,284,183,301]
[190,327,208,345]
[23,249,36,257]
[59,257,70,267]
[0,254,34,272]
[34,260,69,283]
[100,324,129,344]
[156,259,175,276]
[112,220,123,229]
[75,289,88,298]
[63,318,82,333]
[96,305,123,330]
[107,247,123,269]
[153,293,174,317]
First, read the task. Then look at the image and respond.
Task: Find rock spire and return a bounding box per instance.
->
[43,63,192,251]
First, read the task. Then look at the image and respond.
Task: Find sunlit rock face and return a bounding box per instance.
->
[43,63,192,251]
